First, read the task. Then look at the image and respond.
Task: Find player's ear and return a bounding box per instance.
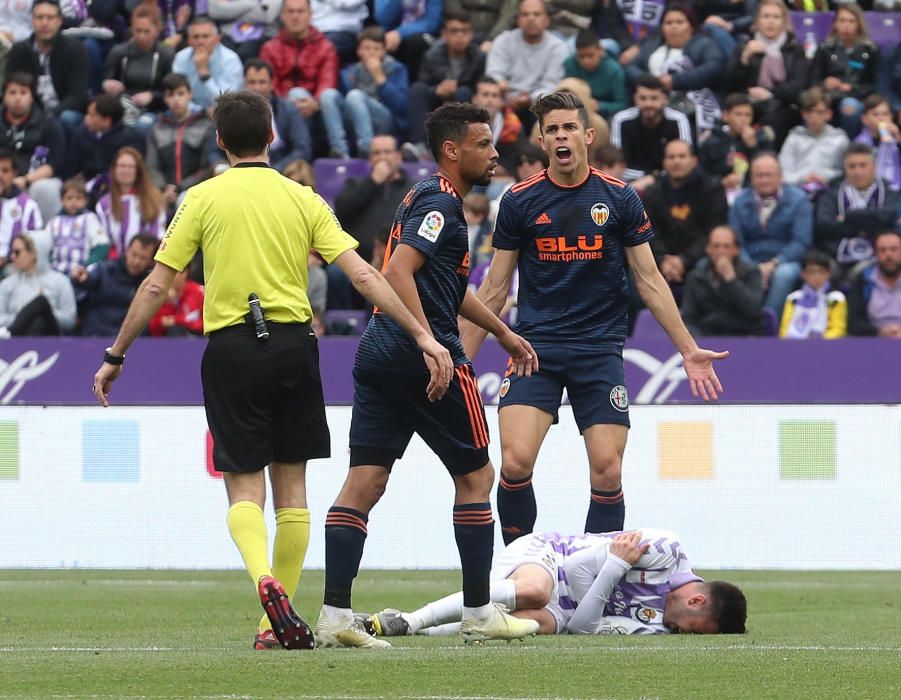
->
[442,139,459,163]
[688,593,708,609]
[215,131,226,153]
[267,127,275,145]
[584,127,596,147]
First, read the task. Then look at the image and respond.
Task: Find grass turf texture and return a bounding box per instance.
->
[1,570,899,700]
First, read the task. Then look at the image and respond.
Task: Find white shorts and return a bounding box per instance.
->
[490,534,573,633]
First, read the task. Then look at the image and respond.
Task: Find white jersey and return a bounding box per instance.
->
[48,210,109,275]
[96,193,166,255]
[493,530,702,635]
[0,192,43,258]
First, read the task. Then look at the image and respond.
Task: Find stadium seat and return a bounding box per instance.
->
[865,12,901,51]
[312,158,369,205]
[324,309,370,336]
[632,308,667,340]
[399,160,438,183]
[789,11,833,44]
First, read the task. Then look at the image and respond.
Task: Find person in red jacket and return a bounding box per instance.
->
[149,267,204,336]
[260,0,344,157]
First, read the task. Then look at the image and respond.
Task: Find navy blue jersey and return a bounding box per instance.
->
[356,174,471,372]
[493,167,654,349]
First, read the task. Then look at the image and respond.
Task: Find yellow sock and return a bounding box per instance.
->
[258,507,310,631]
[226,501,272,586]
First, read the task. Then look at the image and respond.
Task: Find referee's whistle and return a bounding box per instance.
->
[248,293,269,341]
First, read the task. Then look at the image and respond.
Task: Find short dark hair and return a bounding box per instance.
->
[3,72,36,99]
[518,141,549,168]
[359,25,385,45]
[443,8,472,25]
[0,148,14,165]
[706,581,747,634]
[61,175,87,198]
[863,93,890,113]
[213,90,272,157]
[244,58,274,78]
[91,93,125,123]
[162,72,191,93]
[531,90,590,130]
[724,93,753,111]
[801,248,833,270]
[188,14,219,32]
[875,230,901,245]
[800,86,829,111]
[476,75,500,91]
[31,0,60,16]
[592,143,624,168]
[130,233,161,252]
[425,101,490,162]
[575,28,600,50]
[636,74,665,93]
[665,138,696,157]
[844,142,874,161]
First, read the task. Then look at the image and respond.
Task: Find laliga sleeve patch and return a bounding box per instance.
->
[417,211,445,242]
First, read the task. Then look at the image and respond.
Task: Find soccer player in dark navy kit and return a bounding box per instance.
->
[463,91,729,543]
[315,102,542,648]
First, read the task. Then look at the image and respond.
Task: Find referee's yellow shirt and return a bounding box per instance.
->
[155,163,359,334]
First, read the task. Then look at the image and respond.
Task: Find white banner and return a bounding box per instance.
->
[1,405,899,570]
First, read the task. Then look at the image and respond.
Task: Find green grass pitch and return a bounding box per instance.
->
[1,569,899,699]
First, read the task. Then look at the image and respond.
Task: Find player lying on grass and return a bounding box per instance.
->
[360,529,747,636]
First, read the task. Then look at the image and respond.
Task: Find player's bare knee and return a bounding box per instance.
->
[589,453,623,490]
[454,461,494,502]
[500,450,535,481]
[338,467,390,512]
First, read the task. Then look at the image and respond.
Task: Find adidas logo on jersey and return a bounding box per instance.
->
[535,212,552,225]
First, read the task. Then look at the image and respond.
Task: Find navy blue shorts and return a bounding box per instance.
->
[497,344,630,432]
[349,362,490,475]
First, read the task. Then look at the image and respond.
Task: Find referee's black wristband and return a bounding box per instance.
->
[103,347,125,366]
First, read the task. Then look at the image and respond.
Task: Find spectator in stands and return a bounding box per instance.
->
[149,266,204,336]
[6,0,90,136]
[780,249,847,339]
[311,0,368,66]
[623,2,724,131]
[282,157,316,186]
[610,75,692,190]
[877,40,901,113]
[261,0,341,156]
[698,0,756,41]
[472,75,523,177]
[445,0,517,50]
[146,73,217,209]
[729,152,813,318]
[0,147,42,266]
[320,26,408,159]
[848,230,901,336]
[680,224,764,337]
[66,93,145,181]
[779,87,849,193]
[243,58,312,170]
[374,0,442,82]
[699,93,774,202]
[96,147,166,257]
[855,94,900,191]
[590,143,624,179]
[210,0,282,62]
[73,232,159,336]
[47,176,109,277]
[157,0,193,50]
[485,0,569,132]
[465,191,493,269]
[814,142,901,278]
[0,231,75,336]
[403,10,485,162]
[724,0,807,149]
[307,250,327,332]
[642,139,728,287]
[810,3,879,138]
[102,3,174,134]
[172,15,244,110]
[0,72,65,222]
[543,0,597,39]
[563,28,628,121]
[0,0,33,49]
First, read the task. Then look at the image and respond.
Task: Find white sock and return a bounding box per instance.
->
[406,580,518,631]
[420,622,461,636]
[490,579,517,611]
[462,602,492,621]
[321,604,353,624]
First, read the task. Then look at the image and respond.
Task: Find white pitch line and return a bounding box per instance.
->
[0,696,628,700]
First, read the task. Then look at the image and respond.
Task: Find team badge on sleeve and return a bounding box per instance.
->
[417,211,445,242]
[590,203,609,227]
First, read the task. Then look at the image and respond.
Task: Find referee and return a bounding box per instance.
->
[92,90,453,650]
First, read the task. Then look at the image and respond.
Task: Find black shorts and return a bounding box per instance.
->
[201,322,330,472]
[349,362,490,475]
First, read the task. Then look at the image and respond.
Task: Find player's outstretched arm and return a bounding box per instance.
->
[625,243,729,401]
[335,248,453,401]
[459,287,538,377]
[460,248,519,360]
[92,262,179,407]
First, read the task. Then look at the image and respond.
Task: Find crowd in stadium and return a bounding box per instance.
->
[0,0,899,339]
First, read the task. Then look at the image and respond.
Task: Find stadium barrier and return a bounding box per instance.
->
[2,404,899,570]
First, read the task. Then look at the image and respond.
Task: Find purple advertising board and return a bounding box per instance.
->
[0,337,898,406]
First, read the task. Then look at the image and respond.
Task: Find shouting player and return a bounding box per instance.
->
[314,102,541,649]
[462,91,728,541]
[362,529,747,636]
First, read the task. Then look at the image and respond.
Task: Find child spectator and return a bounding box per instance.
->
[66,93,145,180]
[0,231,76,336]
[854,94,900,192]
[320,26,408,157]
[780,249,847,339]
[149,267,204,336]
[48,176,109,277]
[779,87,849,193]
[0,148,42,267]
[96,147,166,257]
[146,73,216,208]
[563,28,628,121]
